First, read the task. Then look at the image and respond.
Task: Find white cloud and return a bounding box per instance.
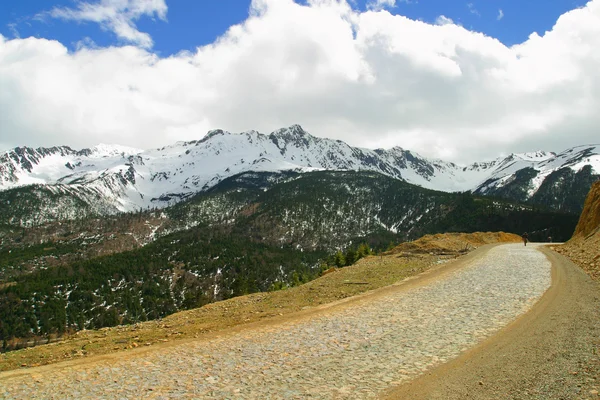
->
[467,2,480,16]
[367,0,396,11]
[497,9,504,20]
[435,15,454,25]
[1,0,600,162]
[44,0,167,49]
[7,23,20,39]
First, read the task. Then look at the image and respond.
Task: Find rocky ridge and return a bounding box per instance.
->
[0,126,598,224]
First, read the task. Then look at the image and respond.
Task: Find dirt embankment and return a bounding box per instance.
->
[556,181,600,280]
[386,232,521,256]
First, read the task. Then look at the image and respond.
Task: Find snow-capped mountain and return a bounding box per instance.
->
[0,125,598,218]
[0,125,470,212]
[472,145,600,209]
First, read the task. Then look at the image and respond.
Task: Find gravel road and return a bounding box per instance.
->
[0,244,554,399]
[386,246,600,400]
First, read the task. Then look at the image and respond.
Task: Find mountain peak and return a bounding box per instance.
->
[88,144,142,158]
[1,127,598,220]
[272,124,310,138]
[389,146,407,153]
[511,151,555,162]
[198,129,229,144]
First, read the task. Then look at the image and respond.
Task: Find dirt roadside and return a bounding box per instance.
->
[383,246,600,400]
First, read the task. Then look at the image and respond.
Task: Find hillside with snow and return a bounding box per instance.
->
[0,125,598,221]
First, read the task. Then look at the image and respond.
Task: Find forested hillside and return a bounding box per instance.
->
[478,164,599,214]
[0,225,327,349]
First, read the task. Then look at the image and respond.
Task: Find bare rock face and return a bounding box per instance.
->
[573,181,600,238]
[557,180,600,280]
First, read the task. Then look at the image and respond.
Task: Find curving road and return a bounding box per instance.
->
[386,245,600,400]
[2,243,596,399]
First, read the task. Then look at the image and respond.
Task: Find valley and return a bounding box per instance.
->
[0,170,579,348]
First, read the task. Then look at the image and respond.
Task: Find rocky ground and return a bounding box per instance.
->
[389,181,600,399]
[386,246,600,400]
[556,233,600,279]
[555,222,600,281]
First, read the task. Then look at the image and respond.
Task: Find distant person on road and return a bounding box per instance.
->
[522,232,529,246]
[548,236,553,243]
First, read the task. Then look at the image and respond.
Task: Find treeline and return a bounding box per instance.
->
[324,243,374,268]
[418,193,577,242]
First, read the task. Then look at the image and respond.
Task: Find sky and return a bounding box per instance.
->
[0,0,598,163]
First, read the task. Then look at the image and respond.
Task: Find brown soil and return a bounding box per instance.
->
[555,181,600,280]
[556,233,600,280]
[573,181,600,238]
[0,231,514,373]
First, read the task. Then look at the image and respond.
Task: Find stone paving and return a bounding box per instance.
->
[0,244,552,399]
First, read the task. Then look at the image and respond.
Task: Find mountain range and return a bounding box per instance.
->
[1,125,598,227]
[1,124,593,345]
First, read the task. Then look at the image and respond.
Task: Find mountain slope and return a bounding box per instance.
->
[1,169,578,284]
[0,126,474,215]
[167,170,579,249]
[474,145,600,213]
[0,126,598,227]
